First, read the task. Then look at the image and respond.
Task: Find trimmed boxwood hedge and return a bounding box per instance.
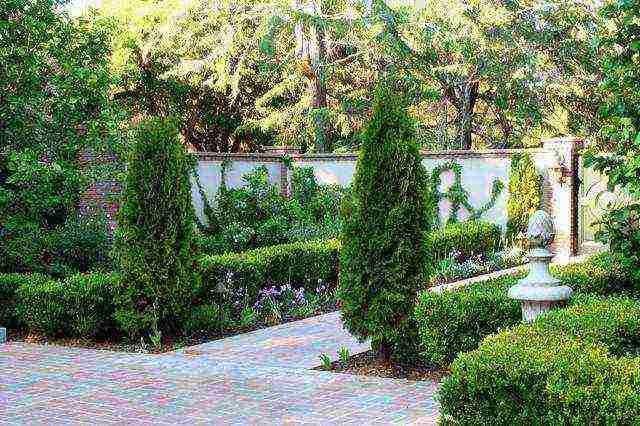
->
[15,273,116,338]
[439,295,640,425]
[197,239,341,306]
[415,251,638,368]
[424,221,502,265]
[414,276,521,367]
[0,273,49,328]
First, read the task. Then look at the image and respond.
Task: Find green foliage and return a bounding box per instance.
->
[198,239,340,308]
[338,82,429,360]
[439,296,640,425]
[15,273,116,338]
[0,0,124,276]
[425,162,504,227]
[0,273,49,328]
[0,211,112,278]
[196,164,345,255]
[551,251,640,297]
[586,1,640,199]
[415,276,521,367]
[506,153,542,244]
[423,221,502,267]
[113,118,200,340]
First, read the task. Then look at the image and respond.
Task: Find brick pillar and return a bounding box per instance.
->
[542,137,583,260]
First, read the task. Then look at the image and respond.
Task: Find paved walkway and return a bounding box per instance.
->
[0,312,440,425]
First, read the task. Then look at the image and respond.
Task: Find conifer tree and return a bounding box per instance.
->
[338,80,429,361]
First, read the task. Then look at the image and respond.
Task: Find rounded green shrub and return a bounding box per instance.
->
[15,273,115,338]
[415,276,521,367]
[113,117,200,340]
[439,296,640,425]
[338,82,430,361]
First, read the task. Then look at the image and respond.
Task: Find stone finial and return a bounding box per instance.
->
[526,210,555,249]
[508,210,572,322]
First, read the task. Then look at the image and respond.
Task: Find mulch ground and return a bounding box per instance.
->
[316,350,449,382]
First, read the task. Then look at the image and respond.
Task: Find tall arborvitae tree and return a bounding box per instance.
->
[113,118,200,341]
[338,80,430,361]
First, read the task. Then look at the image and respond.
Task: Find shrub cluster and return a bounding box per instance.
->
[439,296,640,424]
[196,165,345,256]
[1,273,116,338]
[198,239,340,307]
[423,220,502,266]
[415,276,521,366]
[0,212,112,278]
[415,251,634,368]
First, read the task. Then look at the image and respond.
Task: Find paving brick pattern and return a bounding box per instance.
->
[0,312,440,425]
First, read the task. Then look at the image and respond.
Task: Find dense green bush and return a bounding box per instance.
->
[196,164,345,255]
[0,212,112,277]
[506,153,542,244]
[339,82,430,361]
[423,221,502,266]
[0,273,49,328]
[415,251,635,368]
[113,118,200,340]
[198,239,340,307]
[552,251,639,296]
[415,276,521,366]
[439,296,640,425]
[15,273,115,338]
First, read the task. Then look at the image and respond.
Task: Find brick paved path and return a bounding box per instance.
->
[0,313,440,425]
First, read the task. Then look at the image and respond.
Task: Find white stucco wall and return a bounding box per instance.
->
[191,149,555,233]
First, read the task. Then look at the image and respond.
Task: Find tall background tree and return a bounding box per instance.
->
[0,0,124,275]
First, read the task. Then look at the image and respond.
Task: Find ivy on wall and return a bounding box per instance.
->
[426,161,505,228]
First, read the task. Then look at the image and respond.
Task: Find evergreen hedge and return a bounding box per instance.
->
[338,82,430,360]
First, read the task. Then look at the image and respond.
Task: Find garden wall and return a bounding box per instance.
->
[80,138,583,259]
[191,138,583,259]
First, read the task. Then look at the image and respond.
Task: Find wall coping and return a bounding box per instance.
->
[195,147,551,163]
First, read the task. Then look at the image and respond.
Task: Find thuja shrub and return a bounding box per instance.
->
[338,82,430,361]
[113,118,200,340]
[439,296,640,425]
[506,153,541,244]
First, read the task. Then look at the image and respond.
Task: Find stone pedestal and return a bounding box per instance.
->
[508,211,573,322]
[0,327,6,344]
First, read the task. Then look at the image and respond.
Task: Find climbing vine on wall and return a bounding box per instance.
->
[426,161,505,228]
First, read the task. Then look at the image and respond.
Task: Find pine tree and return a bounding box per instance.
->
[338,80,429,361]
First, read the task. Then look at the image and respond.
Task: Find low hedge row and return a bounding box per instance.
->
[0,273,117,338]
[414,276,521,367]
[414,251,637,368]
[197,239,341,306]
[423,221,502,264]
[439,296,640,424]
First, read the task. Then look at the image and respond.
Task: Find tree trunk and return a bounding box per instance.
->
[310,0,330,153]
[457,81,479,150]
[377,341,392,364]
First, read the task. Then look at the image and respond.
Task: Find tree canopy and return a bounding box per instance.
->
[92,0,604,153]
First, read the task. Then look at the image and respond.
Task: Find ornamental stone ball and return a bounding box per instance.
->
[508,210,572,322]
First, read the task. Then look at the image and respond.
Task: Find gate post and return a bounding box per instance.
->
[542,137,583,260]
